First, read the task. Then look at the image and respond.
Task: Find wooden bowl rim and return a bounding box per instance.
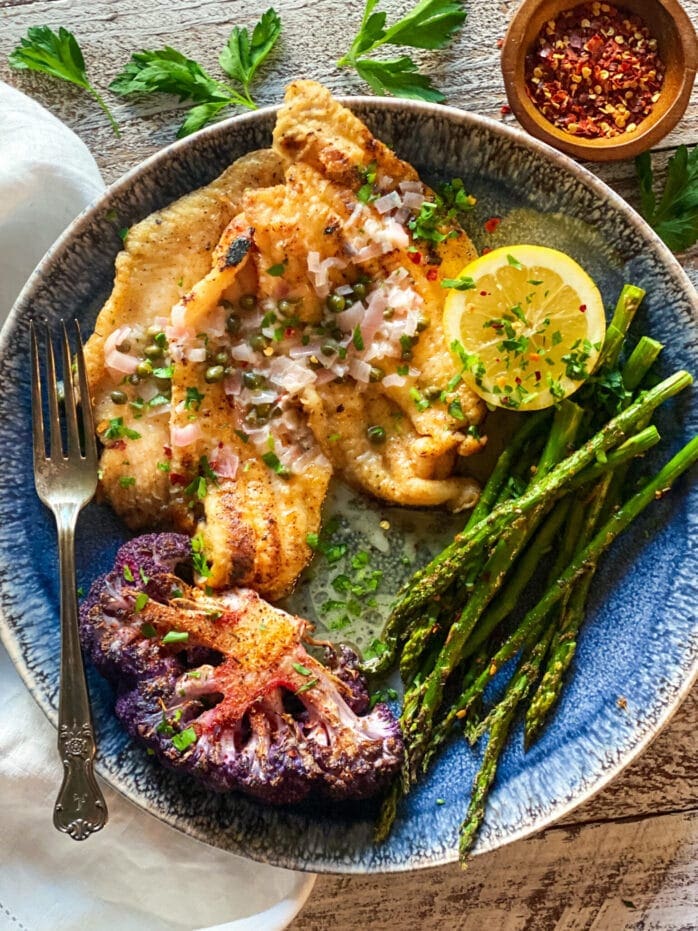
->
[501,0,698,161]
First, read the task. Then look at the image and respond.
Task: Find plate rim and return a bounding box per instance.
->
[1,95,697,873]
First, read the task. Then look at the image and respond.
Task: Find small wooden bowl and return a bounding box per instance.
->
[501,0,698,161]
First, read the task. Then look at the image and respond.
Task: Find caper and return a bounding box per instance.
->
[352,281,367,301]
[326,293,346,314]
[240,294,257,310]
[214,351,229,366]
[110,390,128,405]
[144,343,163,360]
[383,308,395,320]
[401,348,413,361]
[270,405,282,419]
[128,373,141,385]
[243,371,265,389]
[369,366,385,383]
[147,324,163,338]
[424,385,441,400]
[116,339,132,353]
[205,365,225,383]
[321,342,336,357]
[249,334,267,351]
[278,299,292,316]
[331,327,343,341]
[136,360,153,378]
[416,316,430,333]
[366,425,386,445]
[255,403,272,419]
[226,314,241,335]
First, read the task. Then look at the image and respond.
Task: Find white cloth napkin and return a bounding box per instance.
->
[0,82,316,931]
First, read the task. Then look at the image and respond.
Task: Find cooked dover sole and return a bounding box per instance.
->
[85,80,485,599]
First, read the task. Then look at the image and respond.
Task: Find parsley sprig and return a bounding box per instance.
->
[635,145,698,253]
[110,9,282,137]
[9,25,120,135]
[337,0,467,102]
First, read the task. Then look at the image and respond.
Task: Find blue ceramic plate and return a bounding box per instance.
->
[0,100,696,873]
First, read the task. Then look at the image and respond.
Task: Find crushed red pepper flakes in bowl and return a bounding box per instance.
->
[524,1,665,139]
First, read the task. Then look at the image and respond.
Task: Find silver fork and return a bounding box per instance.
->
[30,320,108,841]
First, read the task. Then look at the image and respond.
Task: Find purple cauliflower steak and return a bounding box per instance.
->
[79,533,403,803]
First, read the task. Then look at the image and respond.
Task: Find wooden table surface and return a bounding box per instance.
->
[1,1,696,927]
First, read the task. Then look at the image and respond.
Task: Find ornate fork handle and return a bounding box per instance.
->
[53,515,107,840]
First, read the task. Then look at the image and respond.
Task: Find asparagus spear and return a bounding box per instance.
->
[425,435,698,766]
[388,371,691,641]
[524,337,666,744]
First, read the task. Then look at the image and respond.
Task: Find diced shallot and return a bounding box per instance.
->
[402,191,426,209]
[349,358,372,383]
[374,191,401,214]
[399,180,423,194]
[210,446,239,479]
[104,326,138,376]
[382,373,407,388]
[171,422,202,447]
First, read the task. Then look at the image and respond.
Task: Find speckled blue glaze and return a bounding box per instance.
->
[0,100,696,873]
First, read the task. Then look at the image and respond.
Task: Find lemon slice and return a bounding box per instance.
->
[443,245,605,411]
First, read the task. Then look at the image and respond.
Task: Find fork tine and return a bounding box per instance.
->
[61,321,80,458]
[73,321,97,465]
[30,321,46,467]
[44,322,63,460]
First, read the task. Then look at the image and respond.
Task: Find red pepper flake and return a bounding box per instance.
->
[496,38,504,49]
[515,376,522,384]
[484,217,501,234]
[285,326,296,337]
[480,291,490,297]
[481,246,493,255]
[426,267,438,281]
[163,445,172,458]
[579,303,587,312]
[524,2,664,139]
[169,472,187,486]
[408,251,422,265]
[500,104,511,114]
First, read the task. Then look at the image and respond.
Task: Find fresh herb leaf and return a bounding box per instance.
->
[102,417,141,441]
[266,262,286,277]
[441,274,475,291]
[134,592,149,612]
[295,678,319,694]
[191,534,212,579]
[635,146,698,253]
[292,662,313,677]
[339,0,466,102]
[184,386,205,411]
[110,10,282,139]
[219,8,282,107]
[162,630,189,644]
[172,727,197,752]
[262,450,290,477]
[506,253,523,269]
[119,475,136,487]
[9,25,120,135]
[123,565,134,582]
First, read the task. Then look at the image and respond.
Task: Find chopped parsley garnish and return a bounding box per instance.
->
[172,727,197,752]
[295,678,318,694]
[191,534,212,579]
[123,564,134,582]
[266,262,286,277]
[152,365,174,379]
[370,686,399,709]
[506,253,523,270]
[262,451,290,478]
[441,274,475,291]
[157,460,171,472]
[352,326,365,351]
[119,475,136,487]
[103,417,141,441]
[448,398,465,420]
[162,630,189,644]
[184,386,205,410]
[409,386,430,412]
[292,662,313,677]
[134,592,149,612]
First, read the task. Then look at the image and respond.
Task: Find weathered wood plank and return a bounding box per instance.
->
[290,809,698,930]
[0,0,696,925]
